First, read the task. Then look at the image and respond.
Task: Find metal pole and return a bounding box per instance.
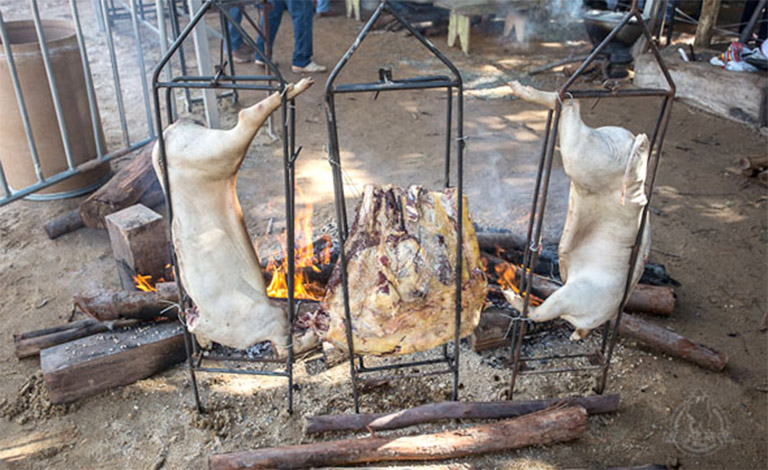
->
[100,0,131,145]
[129,0,156,137]
[188,0,220,128]
[452,82,464,401]
[0,12,44,186]
[29,0,76,171]
[69,0,105,159]
[156,0,177,120]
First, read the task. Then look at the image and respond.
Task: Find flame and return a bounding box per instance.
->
[264,199,326,301]
[494,262,543,307]
[134,274,158,292]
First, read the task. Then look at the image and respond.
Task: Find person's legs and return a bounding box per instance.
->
[286,0,314,67]
[316,0,331,14]
[227,7,243,51]
[256,0,286,59]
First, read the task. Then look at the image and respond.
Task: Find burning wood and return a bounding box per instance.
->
[73,282,179,321]
[313,184,487,356]
[152,79,313,355]
[505,81,652,341]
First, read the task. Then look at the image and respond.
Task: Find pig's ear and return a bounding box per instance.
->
[620,134,650,205]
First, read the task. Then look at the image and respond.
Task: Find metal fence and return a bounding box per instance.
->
[0,0,225,206]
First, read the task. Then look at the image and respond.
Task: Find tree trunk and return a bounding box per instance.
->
[79,139,160,228]
[210,406,588,470]
[694,0,722,48]
[306,394,618,434]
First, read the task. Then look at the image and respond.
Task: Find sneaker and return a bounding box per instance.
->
[291,61,327,73]
[254,58,278,67]
[232,47,253,64]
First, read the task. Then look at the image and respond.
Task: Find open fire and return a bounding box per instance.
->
[264,202,332,301]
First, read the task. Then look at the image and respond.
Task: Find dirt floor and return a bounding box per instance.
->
[0,1,767,469]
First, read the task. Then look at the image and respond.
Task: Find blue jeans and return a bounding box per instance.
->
[256,0,314,67]
[316,0,330,13]
[227,7,245,51]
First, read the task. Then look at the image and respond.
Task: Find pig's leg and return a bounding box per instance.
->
[507,81,557,109]
[232,77,314,141]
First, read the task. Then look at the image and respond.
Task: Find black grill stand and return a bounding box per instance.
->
[324,0,465,414]
[508,0,676,397]
[151,0,298,414]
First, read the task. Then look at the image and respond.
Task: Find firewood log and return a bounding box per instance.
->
[73,283,180,321]
[43,185,165,239]
[616,313,728,371]
[484,255,675,316]
[209,405,588,469]
[79,139,160,229]
[739,155,768,177]
[471,308,727,371]
[759,169,768,187]
[306,394,618,434]
[14,319,136,359]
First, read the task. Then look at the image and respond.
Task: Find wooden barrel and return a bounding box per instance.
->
[0,19,110,199]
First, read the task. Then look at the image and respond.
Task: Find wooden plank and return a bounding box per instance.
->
[40,322,185,404]
[14,319,136,359]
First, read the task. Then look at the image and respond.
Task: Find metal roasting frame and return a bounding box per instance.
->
[151,0,297,413]
[324,0,465,414]
[508,0,675,397]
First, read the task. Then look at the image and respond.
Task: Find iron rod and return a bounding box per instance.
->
[29,0,76,171]
[100,0,131,146]
[0,12,43,187]
[357,356,449,373]
[69,0,105,160]
[129,0,156,137]
[331,80,458,94]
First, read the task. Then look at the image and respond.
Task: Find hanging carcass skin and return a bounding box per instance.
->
[504,81,651,340]
[152,78,314,356]
[313,184,488,356]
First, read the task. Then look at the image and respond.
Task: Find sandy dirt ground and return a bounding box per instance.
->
[0,1,766,469]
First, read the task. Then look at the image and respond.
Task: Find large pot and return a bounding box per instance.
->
[0,19,110,200]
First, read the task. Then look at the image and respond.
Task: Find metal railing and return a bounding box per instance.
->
[0,0,211,206]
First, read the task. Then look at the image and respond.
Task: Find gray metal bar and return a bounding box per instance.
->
[100,0,130,145]
[69,0,105,159]
[155,0,176,120]
[188,0,220,128]
[0,12,44,188]
[29,0,76,171]
[129,0,156,137]
[0,138,152,206]
[91,0,106,31]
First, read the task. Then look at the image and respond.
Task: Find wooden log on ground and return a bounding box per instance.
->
[476,231,679,287]
[739,155,768,176]
[306,394,618,434]
[80,139,159,229]
[14,319,136,359]
[210,405,588,470]
[105,204,170,290]
[472,309,727,371]
[616,313,728,372]
[43,186,165,240]
[485,255,675,316]
[759,169,768,187]
[43,209,85,240]
[73,283,180,321]
[41,321,186,404]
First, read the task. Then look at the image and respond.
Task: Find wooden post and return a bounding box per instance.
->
[694,0,722,48]
[105,204,170,290]
[40,322,186,404]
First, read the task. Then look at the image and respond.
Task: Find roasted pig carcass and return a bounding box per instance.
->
[313,184,487,356]
[152,78,313,356]
[504,81,651,340]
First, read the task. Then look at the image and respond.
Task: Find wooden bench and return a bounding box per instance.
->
[436,0,533,54]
